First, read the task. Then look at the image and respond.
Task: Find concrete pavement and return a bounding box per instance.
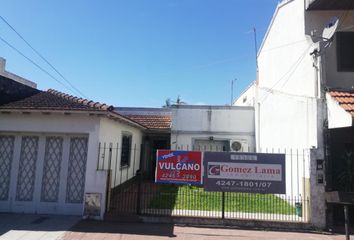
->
[61,220,352,240]
[0,213,79,240]
[0,213,352,240]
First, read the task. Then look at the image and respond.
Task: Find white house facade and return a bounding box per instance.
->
[171,105,255,152]
[235,0,354,229]
[0,88,145,219]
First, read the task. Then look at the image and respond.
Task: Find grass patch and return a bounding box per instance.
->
[149,184,296,215]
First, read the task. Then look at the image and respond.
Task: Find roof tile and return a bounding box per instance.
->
[124,115,171,129]
[328,89,354,117]
[0,89,114,112]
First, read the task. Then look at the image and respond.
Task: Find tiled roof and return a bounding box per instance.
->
[328,90,354,117]
[114,107,172,130]
[0,89,113,112]
[123,115,171,130]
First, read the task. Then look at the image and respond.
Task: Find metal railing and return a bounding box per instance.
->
[96,142,142,187]
[106,178,309,223]
[99,142,310,223]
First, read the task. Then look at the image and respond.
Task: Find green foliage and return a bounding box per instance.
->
[149,184,295,215]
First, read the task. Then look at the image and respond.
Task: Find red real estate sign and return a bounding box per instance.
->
[155,150,202,184]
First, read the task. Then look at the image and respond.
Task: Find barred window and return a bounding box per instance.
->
[120,134,132,167]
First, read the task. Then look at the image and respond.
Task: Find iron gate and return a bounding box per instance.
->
[97,143,310,223]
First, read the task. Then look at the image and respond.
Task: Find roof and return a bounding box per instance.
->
[0,89,146,129]
[124,115,171,129]
[115,107,171,116]
[328,90,354,117]
[307,0,354,10]
[114,107,172,130]
[0,89,113,112]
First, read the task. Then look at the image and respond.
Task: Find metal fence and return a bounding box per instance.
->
[140,182,309,222]
[96,142,143,187]
[97,142,310,223]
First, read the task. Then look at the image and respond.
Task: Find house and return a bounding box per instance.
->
[170,104,255,152]
[0,76,146,218]
[114,107,172,179]
[115,104,257,180]
[234,0,354,229]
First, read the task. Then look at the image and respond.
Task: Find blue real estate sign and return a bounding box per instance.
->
[203,152,286,194]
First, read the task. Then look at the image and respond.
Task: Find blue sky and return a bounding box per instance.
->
[0,0,278,107]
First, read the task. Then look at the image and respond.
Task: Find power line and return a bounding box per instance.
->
[258,44,314,103]
[337,8,350,31]
[0,35,77,94]
[260,39,309,54]
[0,15,87,98]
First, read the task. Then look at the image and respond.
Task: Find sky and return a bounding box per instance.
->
[0,0,279,107]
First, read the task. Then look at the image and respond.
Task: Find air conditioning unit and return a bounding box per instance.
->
[229,139,249,152]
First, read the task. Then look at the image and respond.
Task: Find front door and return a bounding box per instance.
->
[151,139,169,179]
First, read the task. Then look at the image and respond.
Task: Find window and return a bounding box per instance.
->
[336,32,354,72]
[120,133,132,167]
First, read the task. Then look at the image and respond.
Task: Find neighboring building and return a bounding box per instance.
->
[234,82,256,108]
[115,107,172,179]
[116,105,257,179]
[171,105,255,152]
[0,57,39,105]
[234,0,354,229]
[0,88,145,218]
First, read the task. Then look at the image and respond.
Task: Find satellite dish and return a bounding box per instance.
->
[322,16,339,40]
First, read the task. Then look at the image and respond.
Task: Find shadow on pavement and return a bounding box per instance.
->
[67,220,176,237]
[0,213,79,236]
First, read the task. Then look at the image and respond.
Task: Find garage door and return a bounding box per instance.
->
[0,134,88,215]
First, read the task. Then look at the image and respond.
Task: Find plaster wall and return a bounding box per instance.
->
[171,106,255,151]
[98,118,144,187]
[326,93,353,129]
[239,0,327,228]
[234,83,256,107]
[0,112,107,218]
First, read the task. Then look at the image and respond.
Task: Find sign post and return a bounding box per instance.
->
[155,150,202,185]
[203,152,286,194]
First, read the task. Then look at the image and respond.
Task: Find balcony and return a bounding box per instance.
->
[306,0,354,10]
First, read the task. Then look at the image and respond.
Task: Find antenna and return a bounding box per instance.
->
[309,16,340,55]
[253,27,259,72]
[322,16,339,41]
[310,16,339,44]
[230,78,236,105]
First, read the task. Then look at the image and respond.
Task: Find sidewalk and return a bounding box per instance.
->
[61,220,352,240]
[0,213,79,240]
[0,214,352,240]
